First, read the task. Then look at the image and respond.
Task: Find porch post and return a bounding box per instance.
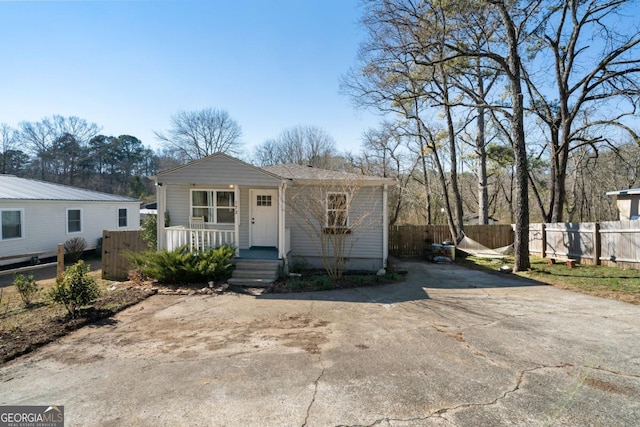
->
[383,184,389,268]
[278,181,287,259]
[157,182,166,250]
[234,185,239,256]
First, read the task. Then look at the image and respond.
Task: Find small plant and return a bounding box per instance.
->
[13,273,39,306]
[312,275,335,290]
[288,279,306,291]
[48,260,100,317]
[64,237,88,263]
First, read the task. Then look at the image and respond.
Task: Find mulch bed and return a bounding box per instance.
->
[0,286,155,365]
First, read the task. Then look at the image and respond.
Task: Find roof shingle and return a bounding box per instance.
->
[261,164,393,183]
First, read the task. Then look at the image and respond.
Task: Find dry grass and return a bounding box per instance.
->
[459,256,640,305]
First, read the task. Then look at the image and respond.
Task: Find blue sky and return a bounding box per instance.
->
[0,0,381,156]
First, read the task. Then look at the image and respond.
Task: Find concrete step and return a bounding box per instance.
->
[227,277,275,288]
[234,260,281,271]
[232,269,278,279]
[229,259,281,287]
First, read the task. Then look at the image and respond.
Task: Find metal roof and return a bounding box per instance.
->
[605,188,640,196]
[0,175,139,202]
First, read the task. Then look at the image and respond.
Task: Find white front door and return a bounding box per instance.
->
[250,189,278,247]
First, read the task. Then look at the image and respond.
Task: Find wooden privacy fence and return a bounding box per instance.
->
[102,230,147,280]
[529,220,640,268]
[389,224,514,257]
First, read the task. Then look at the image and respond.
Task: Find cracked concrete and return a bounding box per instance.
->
[1,259,640,426]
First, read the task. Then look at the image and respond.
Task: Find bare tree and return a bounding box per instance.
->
[0,124,18,174]
[155,108,243,161]
[354,122,420,226]
[253,125,339,169]
[346,0,538,270]
[525,0,640,222]
[342,1,468,242]
[287,174,383,278]
[18,115,99,181]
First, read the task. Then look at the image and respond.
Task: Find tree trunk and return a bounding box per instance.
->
[441,68,465,241]
[550,129,570,223]
[495,1,530,272]
[476,108,489,224]
[475,58,489,225]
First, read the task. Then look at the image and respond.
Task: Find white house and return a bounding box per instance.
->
[154,153,396,273]
[605,188,640,220]
[0,175,140,266]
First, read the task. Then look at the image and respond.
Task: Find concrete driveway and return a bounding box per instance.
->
[1,260,639,426]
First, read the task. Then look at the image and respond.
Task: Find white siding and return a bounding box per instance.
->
[616,195,640,220]
[164,184,191,228]
[0,200,140,265]
[164,184,282,251]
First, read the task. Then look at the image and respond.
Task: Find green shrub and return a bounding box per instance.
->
[312,275,335,290]
[288,279,306,291]
[48,261,100,317]
[13,273,39,306]
[126,245,234,284]
[64,237,87,262]
[140,214,157,249]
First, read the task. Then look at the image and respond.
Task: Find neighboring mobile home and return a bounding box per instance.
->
[154,153,395,271]
[0,175,140,266]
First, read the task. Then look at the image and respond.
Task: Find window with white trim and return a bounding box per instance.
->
[326,192,349,228]
[191,190,235,224]
[1,209,23,240]
[118,208,128,227]
[67,208,82,233]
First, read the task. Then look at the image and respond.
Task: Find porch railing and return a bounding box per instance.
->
[165,226,236,252]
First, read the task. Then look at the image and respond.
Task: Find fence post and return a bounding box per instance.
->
[56,243,64,282]
[594,222,601,265]
[541,223,547,258]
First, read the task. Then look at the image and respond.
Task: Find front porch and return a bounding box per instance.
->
[164,226,236,253]
[164,226,287,260]
[238,247,280,260]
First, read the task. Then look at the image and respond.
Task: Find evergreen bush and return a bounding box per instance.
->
[125,245,234,284]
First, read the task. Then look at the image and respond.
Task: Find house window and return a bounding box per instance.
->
[191,190,235,224]
[118,208,128,227]
[1,209,23,240]
[326,192,349,228]
[257,195,272,207]
[67,208,82,233]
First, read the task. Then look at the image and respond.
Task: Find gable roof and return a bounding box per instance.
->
[262,163,396,185]
[0,175,139,202]
[606,188,640,196]
[154,154,395,186]
[154,153,282,185]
